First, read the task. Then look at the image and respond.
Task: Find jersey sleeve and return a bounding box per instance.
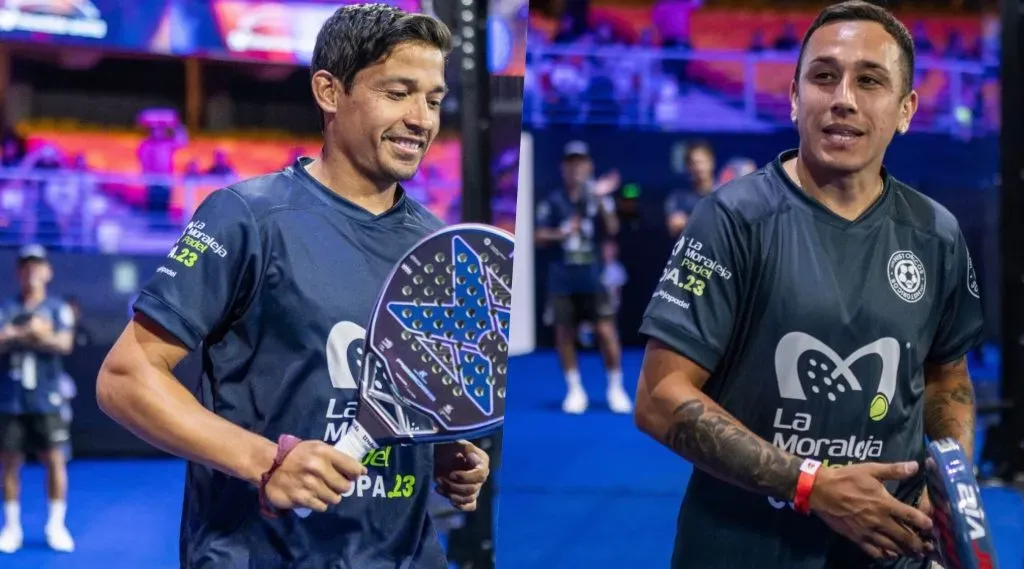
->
[133,189,263,351]
[927,231,985,364]
[639,196,749,372]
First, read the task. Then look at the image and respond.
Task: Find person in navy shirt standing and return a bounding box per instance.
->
[535,141,633,415]
[0,245,76,554]
[97,5,490,568]
[634,2,982,568]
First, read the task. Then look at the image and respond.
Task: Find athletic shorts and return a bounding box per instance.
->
[549,291,616,326]
[0,413,69,453]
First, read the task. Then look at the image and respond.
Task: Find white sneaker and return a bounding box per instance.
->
[562,387,589,414]
[0,525,22,554]
[607,384,633,414]
[45,523,75,553]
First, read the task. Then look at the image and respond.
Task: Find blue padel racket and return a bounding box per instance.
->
[296,223,513,517]
[925,438,999,569]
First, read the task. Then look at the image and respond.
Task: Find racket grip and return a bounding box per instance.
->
[334,419,377,462]
[294,421,378,519]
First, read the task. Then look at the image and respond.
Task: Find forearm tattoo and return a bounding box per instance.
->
[663,400,803,500]
[924,357,976,455]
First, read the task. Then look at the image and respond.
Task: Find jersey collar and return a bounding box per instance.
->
[771,149,893,229]
[289,157,409,224]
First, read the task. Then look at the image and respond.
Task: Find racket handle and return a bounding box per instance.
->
[294,421,378,518]
[333,419,377,462]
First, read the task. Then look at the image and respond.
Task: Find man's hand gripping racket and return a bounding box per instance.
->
[296,223,514,517]
[924,438,999,569]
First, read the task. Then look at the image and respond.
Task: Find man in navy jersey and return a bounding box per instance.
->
[0,245,76,554]
[535,141,632,415]
[634,2,982,568]
[97,5,489,568]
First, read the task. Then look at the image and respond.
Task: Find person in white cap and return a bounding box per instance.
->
[0,245,76,553]
[535,140,633,414]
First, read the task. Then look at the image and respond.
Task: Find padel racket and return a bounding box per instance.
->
[925,438,999,569]
[296,223,513,517]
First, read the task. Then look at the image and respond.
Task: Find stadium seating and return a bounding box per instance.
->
[14,125,463,223]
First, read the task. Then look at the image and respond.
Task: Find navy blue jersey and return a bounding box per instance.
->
[535,187,613,294]
[640,150,984,569]
[134,158,447,569]
[0,296,75,415]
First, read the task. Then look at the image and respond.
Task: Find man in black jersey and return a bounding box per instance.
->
[96,5,490,568]
[634,2,982,568]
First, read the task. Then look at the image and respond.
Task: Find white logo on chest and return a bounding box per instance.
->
[325,321,365,390]
[774,332,899,421]
[887,250,926,303]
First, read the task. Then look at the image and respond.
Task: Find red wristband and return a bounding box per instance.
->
[258,434,302,519]
[793,458,822,515]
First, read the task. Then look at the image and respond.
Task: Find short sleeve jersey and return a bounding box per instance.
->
[535,187,612,294]
[0,296,75,415]
[639,150,984,569]
[133,158,447,569]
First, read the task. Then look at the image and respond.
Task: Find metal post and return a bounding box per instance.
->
[456,0,492,224]
[994,0,1024,483]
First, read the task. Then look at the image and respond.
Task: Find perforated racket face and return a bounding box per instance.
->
[359,224,513,443]
[925,438,999,569]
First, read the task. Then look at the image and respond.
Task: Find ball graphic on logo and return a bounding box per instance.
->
[895,262,919,290]
[869,393,889,421]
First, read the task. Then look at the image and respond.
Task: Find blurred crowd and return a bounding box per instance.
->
[524,0,1001,134]
[0,109,474,252]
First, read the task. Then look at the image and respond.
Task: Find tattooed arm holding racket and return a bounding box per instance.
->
[97,5,485,568]
[633,3,984,569]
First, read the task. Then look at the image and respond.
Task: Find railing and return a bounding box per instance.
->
[523,44,998,136]
[0,168,461,255]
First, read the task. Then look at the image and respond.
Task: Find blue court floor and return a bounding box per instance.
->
[1,349,1022,569]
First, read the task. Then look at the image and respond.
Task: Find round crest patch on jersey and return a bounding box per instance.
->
[887,251,926,303]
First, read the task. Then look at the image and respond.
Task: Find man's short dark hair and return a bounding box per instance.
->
[794,1,916,96]
[310,3,453,125]
[684,139,714,163]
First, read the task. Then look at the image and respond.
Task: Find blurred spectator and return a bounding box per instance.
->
[750,28,767,52]
[773,22,800,51]
[665,139,716,238]
[652,0,700,49]
[945,30,968,59]
[183,160,201,180]
[553,13,582,44]
[205,149,236,178]
[913,22,934,56]
[652,0,701,87]
[1,132,26,167]
[594,22,618,46]
[20,145,64,246]
[137,112,188,227]
[42,154,93,251]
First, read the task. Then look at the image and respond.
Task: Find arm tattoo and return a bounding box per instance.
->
[924,357,976,455]
[663,400,803,501]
